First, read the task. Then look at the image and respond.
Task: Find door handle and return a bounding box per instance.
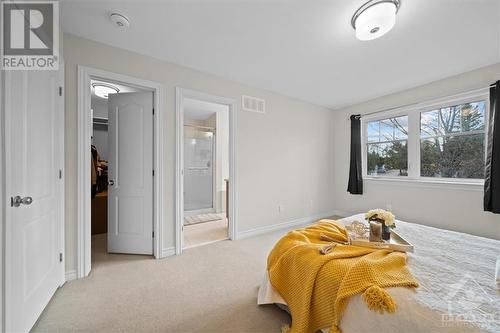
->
[11,196,33,207]
[108,180,115,186]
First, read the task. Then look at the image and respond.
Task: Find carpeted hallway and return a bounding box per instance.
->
[32,228,298,333]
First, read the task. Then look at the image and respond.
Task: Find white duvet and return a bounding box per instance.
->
[258,214,500,333]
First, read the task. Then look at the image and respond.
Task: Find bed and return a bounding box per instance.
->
[258,214,500,333]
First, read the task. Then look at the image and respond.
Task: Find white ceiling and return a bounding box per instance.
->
[62,0,500,109]
[184,98,228,121]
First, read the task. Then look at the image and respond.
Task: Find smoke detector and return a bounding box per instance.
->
[109,13,130,29]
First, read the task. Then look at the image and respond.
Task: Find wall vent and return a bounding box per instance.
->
[242,95,265,114]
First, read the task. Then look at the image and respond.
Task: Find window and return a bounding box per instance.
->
[420,101,486,179]
[367,116,408,177]
[363,92,488,183]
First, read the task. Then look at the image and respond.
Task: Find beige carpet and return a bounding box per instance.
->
[184,218,228,248]
[32,225,312,332]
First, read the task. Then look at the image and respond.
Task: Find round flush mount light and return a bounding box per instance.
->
[351,0,401,41]
[109,13,130,29]
[92,83,119,99]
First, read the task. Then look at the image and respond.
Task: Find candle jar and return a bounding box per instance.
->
[369,222,382,242]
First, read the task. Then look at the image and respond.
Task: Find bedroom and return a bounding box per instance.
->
[0,0,499,332]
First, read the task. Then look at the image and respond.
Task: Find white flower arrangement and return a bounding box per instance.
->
[365,209,396,229]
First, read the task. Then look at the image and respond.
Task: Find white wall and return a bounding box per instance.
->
[91,97,107,118]
[63,33,335,272]
[332,63,500,240]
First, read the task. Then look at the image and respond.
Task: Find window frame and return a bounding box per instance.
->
[361,89,489,186]
[365,114,410,177]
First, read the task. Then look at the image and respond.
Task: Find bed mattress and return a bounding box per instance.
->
[258,214,500,333]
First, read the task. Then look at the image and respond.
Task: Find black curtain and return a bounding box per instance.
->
[484,81,500,213]
[347,115,363,195]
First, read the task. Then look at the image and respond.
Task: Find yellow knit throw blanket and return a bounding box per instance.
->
[268,220,419,333]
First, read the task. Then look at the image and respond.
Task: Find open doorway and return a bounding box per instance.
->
[90,79,153,265]
[77,66,164,279]
[183,99,229,248]
[176,88,237,254]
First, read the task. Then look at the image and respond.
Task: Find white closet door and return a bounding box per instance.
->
[107,92,153,254]
[4,69,64,332]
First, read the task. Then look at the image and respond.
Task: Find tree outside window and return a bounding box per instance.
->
[367,116,408,177]
[420,101,485,179]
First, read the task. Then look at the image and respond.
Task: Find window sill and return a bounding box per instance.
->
[364,176,484,191]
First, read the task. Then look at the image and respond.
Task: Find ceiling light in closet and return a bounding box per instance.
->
[92,83,119,99]
[351,0,401,41]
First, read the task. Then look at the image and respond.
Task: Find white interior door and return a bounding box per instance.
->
[107,92,153,254]
[4,69,64,332]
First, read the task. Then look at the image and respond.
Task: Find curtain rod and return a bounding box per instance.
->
[349,84,494,120]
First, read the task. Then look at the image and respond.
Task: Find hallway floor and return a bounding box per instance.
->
[32,226,291,333]
[32,216,343,332]
[91,233,152,268]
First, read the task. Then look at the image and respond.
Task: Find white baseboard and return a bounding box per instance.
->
[65,270,77,282]
[161,247,176,258]
[67,246,175,281]
[236,210,342,239]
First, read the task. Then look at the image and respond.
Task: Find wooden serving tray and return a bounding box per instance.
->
[350,231,414,253]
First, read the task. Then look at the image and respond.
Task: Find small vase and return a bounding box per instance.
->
[382,224,391,241]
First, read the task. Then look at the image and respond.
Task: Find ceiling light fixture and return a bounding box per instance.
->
[92,83,120,99]
[351,0,401,41]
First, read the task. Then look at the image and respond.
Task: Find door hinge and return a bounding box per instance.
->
[152,170,155,176]
[152,231,154,238]
[59,86,63,96]
[59,169,62,179]
[152,108,155,115]
[59,253,63,262]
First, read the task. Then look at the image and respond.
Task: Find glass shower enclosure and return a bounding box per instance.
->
[183,125,215,212]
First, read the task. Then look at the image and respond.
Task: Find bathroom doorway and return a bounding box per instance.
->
[183,98,229,248]
[175,88,237,253]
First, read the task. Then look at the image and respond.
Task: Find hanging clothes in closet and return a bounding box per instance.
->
[91,144,108,198]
